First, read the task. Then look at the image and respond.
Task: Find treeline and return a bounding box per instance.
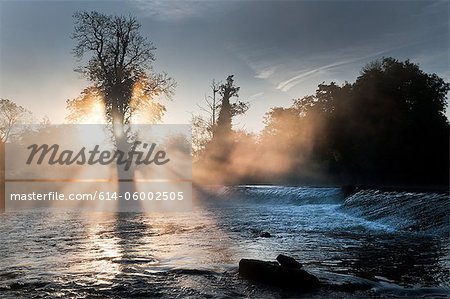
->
[194,58,450,187]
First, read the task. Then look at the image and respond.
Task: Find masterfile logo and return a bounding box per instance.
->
[5,124,192,212]
[26,141,170,170]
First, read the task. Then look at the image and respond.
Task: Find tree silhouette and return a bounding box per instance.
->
[191,80,221,157]
[70,11,176,200]
[71,11,175,129]
[0,99,31,210]
[0,99,31,143]
[192,76,248,157]
[192,75,250,184]
[214,75,240,138]
[261,58,449,186]
[340,58,449,185]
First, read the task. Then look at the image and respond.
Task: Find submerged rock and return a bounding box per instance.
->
[239,257,320,290]
[259,231,271,238]
[276,254,302,269]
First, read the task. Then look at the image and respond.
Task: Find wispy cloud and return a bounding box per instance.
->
[132,0,226,20]
[249,92,263,100]
[255,67,275,79]
[276,59,354,92]
[276,40,426,92]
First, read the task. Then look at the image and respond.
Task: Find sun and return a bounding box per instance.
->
[66,86,107,124]
[81,100,106,124]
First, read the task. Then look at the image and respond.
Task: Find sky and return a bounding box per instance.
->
[1,0,449,132]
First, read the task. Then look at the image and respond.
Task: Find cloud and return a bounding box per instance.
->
[249,92,263,100]
[132,0,225,20]
[276,60,350,92]
[275,43,418,92]
[255,67,275,79]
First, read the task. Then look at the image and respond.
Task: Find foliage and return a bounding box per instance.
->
[260,58,449,186]
[0,99,31,142]
[70,11,175,126]
[192,75,248,156]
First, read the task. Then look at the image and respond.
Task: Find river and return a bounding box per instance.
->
[0,186,448,298]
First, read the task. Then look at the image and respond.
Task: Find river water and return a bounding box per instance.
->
[0,186,448,298]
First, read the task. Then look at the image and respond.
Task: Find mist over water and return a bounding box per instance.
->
[0,186,448,298]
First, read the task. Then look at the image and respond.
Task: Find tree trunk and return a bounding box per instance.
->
[212,94,233,163]
[112,121,138,212]
[108,87,138,211]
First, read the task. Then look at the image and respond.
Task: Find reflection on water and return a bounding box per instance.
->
[0,187,449,298]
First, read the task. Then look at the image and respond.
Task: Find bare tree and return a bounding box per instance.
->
[70,11,175,131]
[70,11,176,200]
[0,99,31,210]
[191,80,220,156]
[0,99,31,143]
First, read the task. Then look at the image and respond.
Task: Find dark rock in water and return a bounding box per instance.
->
[259,231,271,238]
[276,254,302,269]
[239,258,320,290]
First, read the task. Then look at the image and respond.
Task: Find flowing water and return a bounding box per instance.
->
[0,186,449,298]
